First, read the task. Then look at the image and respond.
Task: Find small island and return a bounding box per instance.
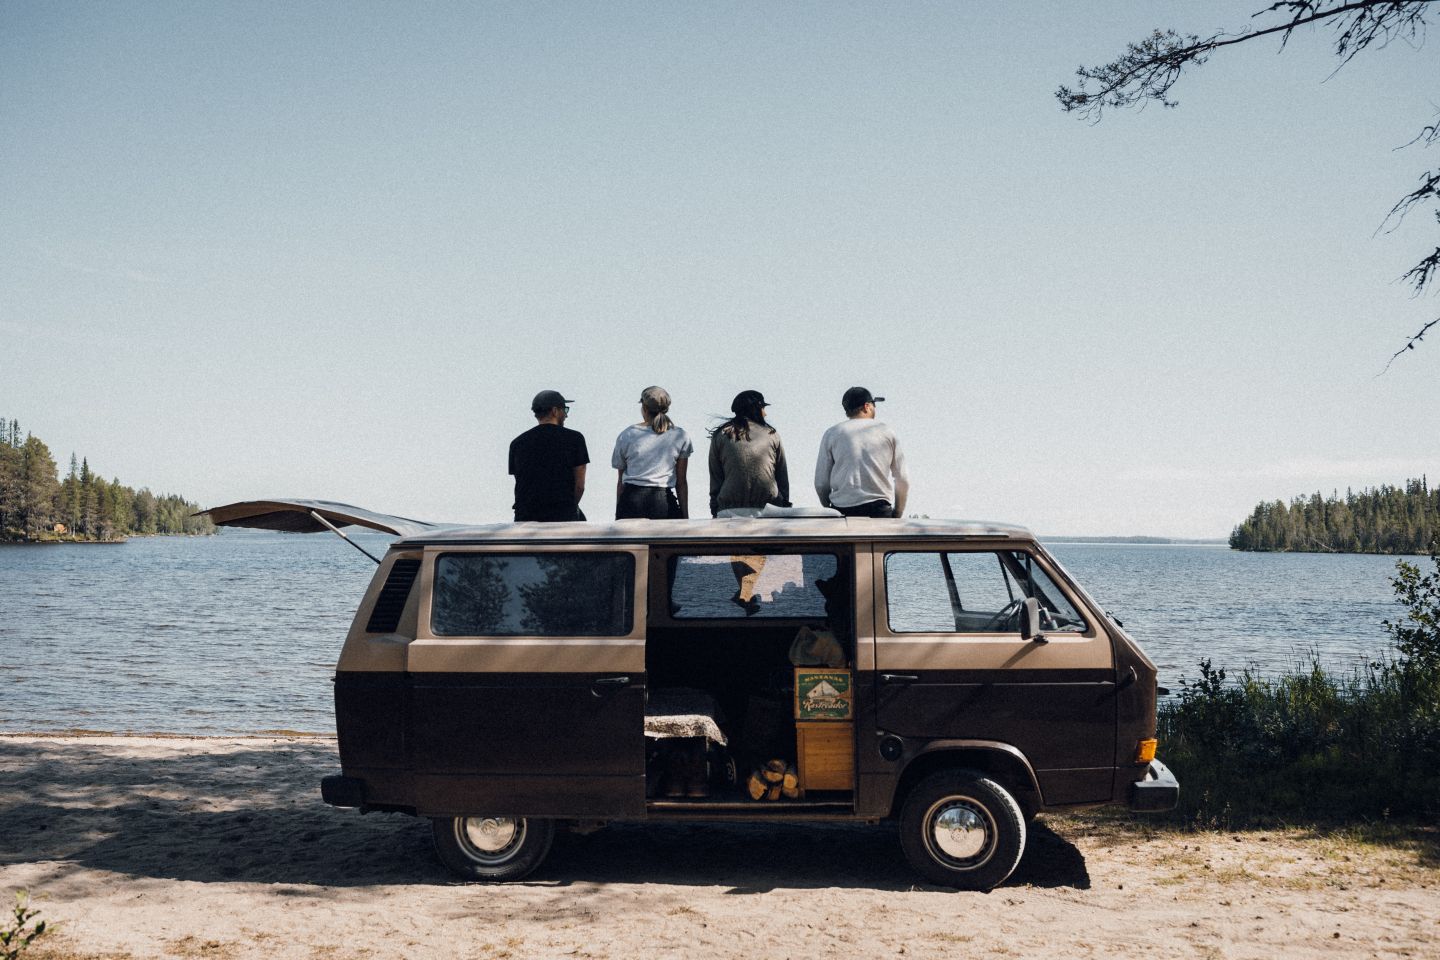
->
[0,417,215,542]
[1230,478,1438,554]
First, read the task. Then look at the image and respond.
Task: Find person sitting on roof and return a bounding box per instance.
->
[814,386,909,519]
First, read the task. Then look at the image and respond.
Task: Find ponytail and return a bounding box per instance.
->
[640,386,673,434]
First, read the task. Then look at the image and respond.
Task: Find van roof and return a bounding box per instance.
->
[394,517,1034,547]
[197,499,1034,546]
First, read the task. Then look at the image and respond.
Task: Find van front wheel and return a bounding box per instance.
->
[431,815,554,881]
[899,770,1026,890]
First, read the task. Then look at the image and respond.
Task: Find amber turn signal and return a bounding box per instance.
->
[1135,738,1158,764]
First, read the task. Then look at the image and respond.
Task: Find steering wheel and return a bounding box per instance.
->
[1042,609,1081,630]
[980,598,1025,632]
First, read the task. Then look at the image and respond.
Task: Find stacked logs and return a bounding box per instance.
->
[746,758,802,800]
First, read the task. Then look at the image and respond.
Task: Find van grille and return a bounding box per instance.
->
[366,558,421,634]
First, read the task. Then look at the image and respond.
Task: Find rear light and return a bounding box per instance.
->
[1135,738,1157,764]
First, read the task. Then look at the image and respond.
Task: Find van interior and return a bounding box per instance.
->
[643,547,855,809]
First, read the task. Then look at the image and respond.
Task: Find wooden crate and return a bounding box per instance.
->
[796,721,854,791]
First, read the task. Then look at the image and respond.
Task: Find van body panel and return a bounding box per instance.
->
[870,542,1118,805]
[334,671,407,771]
[402,545,649,817]
[1043,768,1124,805]
[410,772,647,818]
[871,639,1108,672]
[337,550,423,672]
[406,637,646,673]
[406,671,646,816]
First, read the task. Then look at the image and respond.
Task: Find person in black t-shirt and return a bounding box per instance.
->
[509,389,590,522]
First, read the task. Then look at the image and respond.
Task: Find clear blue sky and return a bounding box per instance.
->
[5,1,1437,537]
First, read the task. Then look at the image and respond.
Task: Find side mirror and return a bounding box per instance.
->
[1020,597,1047,643]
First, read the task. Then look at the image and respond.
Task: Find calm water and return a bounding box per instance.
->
[0,533,1415,734]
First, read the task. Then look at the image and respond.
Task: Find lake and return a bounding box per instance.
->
[0,532,1416,735]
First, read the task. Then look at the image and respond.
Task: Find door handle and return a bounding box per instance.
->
[590,676,632,698]
[1116,666,1137,691]
[881,673,919,683]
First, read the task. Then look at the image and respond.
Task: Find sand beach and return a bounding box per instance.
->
[2,734,1436,960]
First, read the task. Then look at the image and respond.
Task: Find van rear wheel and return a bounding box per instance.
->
[899,770,1026,891]
[431,815,554,881]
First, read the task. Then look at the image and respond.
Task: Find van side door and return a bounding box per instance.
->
[406,545,648,818]
[873,544,1116,806]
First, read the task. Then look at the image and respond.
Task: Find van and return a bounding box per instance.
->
[206,499,1178,891]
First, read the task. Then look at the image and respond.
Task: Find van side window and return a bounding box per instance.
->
[669,553,839,619]
[885,551,1088,634]
[432,553,634,636]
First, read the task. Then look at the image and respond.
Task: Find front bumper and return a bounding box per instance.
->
[1127,758,1179,812]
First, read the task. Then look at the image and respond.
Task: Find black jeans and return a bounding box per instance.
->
[616,484,682,520]
[835,500,893,518]
[514,504,585,522]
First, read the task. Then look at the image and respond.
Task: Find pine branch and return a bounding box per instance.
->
[1057,1,1436,119]
[1379,317,1440,373]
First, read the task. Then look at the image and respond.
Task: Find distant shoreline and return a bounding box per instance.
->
[0,538,127,546]
[0,532,218,546]
[1042,536,1228,545]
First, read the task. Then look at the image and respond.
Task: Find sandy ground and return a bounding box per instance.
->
[2,735,1437,960]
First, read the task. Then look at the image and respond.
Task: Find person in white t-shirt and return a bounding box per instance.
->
[814,386,909,518]
[612,386,694,519]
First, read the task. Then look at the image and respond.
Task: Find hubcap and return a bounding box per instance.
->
[925,797,995,869]
[457,817,526,864]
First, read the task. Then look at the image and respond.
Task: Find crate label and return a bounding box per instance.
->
[796,670,853,720]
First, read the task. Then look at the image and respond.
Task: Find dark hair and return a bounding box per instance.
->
[710,389,772,442]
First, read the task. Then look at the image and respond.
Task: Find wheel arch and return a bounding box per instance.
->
[889,741,1042,818]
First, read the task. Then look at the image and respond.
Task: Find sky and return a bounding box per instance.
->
[4,1,1438,538]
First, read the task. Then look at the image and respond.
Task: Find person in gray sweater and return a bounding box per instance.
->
[707,390,790,517]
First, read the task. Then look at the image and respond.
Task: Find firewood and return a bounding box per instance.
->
[766,784,782,801]
[782,763,798,791]
[746,770,767,800]
[781,783,803,799]
[762,759,786,783]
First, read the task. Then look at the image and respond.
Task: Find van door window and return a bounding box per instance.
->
[669,553,839,619]
[432,553,634,636]
[885,551,1087,634]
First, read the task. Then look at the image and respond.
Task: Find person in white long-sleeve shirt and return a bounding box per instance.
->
[814,386,909,518]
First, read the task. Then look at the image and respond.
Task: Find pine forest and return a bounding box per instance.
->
[0,417,215,542]
[1229,479,1439,554]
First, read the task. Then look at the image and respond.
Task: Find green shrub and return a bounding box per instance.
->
[1,891,47,960]
[1385,542,1440,672]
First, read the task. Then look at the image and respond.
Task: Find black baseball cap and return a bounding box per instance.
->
[731,389,769,413]
[531,389,574,413]
[842,386,884,412]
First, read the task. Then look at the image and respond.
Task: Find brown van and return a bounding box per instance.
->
[206,500,1178,891]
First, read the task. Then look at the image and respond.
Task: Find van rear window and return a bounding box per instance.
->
[669,553,839,619]
[431,553,634,637]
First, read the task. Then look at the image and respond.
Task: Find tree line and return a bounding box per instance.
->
[0,417,215,541]
[1230,478,1438,554]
